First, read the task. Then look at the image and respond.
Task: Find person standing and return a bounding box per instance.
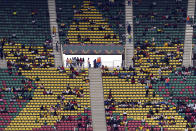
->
[53,26,56,36]
[128,34,132,43]
[93,59,97,68]
[127,24,131,34]
[128,0,131,6]
[165,77,170,87]
[87,58,91,68]
[186,16,190,24]
[56,41,59,52]
[97,57,101,67]
[146,89,149,97]
[82,57,85,67]
[69,58,72,67]
[79,58,83,67]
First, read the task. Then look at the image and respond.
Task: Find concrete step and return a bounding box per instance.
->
[48,0,62,67]
[183,0,195,67]
[125,3,134,67]
[89,69,106,131]
[0,59,7,68]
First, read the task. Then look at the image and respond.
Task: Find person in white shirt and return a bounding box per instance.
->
[66,90,70,95]
[123,111,127,116]
[40,84,44,89]
[46,90,50,95]
[116,66,120,71]
[159,68,162,76]
[193,104,196,110]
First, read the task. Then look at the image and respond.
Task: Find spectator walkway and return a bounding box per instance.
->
[183,0,195,67]
[0,59,7,68]
[125,0,134,67]
[48,0,63,67]
[89,68,107,131]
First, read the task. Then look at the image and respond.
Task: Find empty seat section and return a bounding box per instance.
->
[56,0,124,54]
[0,0,51,46]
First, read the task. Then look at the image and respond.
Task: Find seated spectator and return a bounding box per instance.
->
[0,107,7,113]
[43,89,47,95]
[40,84,44,89]
[35,76,40,81]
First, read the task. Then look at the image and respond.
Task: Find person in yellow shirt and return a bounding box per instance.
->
[144,40,148,43]
[139,58,142,65]
[31,11,36,16]
[72,94,77,100]
[44,112,48,118]
[139,126,143,131]
[28,87,32,92]
[13,11,17,15]
[172,106,176,110]
[151,15,155,20]
[145,68,149,73]
[168,116,171,121]
[74,105,78,110]
[120,121,124,126]
[79,86,83,94]
[164,42,168,47]
[69,58,72,66]
[19,95,22,100]
[61,23,65,28]
[53,26,56,35]
[106,116,110,121]
[152,42,155,47]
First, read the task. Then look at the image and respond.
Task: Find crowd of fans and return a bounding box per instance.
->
[103,64,196,130]
[65,57,102,68]
[38,99,92,129]
[0,38,55,70]
[133,43,184,67]
[0,69,34,102]
[65,57,85,67]
[104,89,180,130]
[57,84,84,99]
[0,36,93,130]
[1,0,196,130]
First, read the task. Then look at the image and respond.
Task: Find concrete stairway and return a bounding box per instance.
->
[125,0,134,67]
[194,60,196,66]
[183,0,195,67]
[89,68,107,131]
[48,0,63,67]
[0,59,7,68]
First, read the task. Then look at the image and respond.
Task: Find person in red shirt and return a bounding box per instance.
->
[131,77,135,84]
[165,77,170,87]
[43,89,47,95]
[187,16,190,24]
